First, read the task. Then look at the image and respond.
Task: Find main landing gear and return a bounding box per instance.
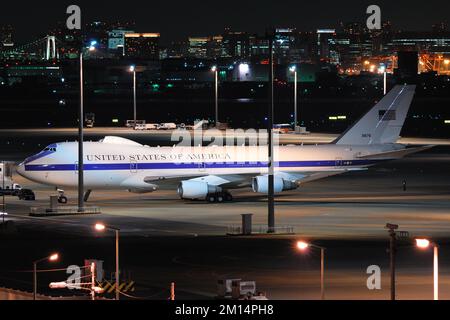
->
[207,191,233,203]
[56,189,92,203]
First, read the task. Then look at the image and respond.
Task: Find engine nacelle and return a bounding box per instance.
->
[251,176,298,194]
[177,181,221,200]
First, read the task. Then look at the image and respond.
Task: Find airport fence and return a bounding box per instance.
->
[29,206,101,216]
[227,225,295,235]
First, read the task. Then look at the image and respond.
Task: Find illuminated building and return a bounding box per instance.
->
[249,35,270,61]
[108,29,134,56]
[124,33,160,60]
[274,28,296,64]
[388,31,450,55]
[207,35,225,58]
[167,41,188,58]
[222,29,249,59]
[188,37,209,58]
[316,29,339,64]
[0,25,14,50]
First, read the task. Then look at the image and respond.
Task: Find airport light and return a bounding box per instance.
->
[128,65,137,127]
[415,238,430,249]
[211,66,219,126]
[88,40,97,52]
[266,30,275,233]
[415,238,439,300]
[296,241,326,300]
[94,223,106,231]
[33,253,59,300]
[296,241,309,250]
[289,65,298,131]
[239,63,249,74]
[95,223,120,300]
[444,59,450,65]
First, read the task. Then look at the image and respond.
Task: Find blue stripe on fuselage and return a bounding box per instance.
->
[24,159,384,171]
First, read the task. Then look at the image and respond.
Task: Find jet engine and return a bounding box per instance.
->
[251,175,298,194]
[177,181,221,200]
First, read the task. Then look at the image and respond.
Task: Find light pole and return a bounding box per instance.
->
[383,71,387,95]
[33,253,59,300]
[78,51,84,212]
[385,223,399,300]
[289,65,298,131]
[129,65,137,126]
[267,31,275,234]
[78,44,96,212]
[211,66,219,126]
[95,223,120,300]
[297,241,326,300]
[416,238,439,300]
[1,161,5,224]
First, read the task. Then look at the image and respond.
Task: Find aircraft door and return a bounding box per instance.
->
[198,162,206,172]
[130,160,138,173]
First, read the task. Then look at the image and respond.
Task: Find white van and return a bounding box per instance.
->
[157,123,177,130]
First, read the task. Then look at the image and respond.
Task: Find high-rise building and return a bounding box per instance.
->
[222,29,249,59]
[188,37,209,58]
[207,35,225,58]
[249,35,270,62]
[0,25,14,50]
[167,41,188,58]
[317,29,338,64]
[124,33,160,60]
[108,29,134,56]
[274,28,295,63]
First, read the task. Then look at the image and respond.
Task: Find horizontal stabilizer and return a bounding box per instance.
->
[356,145,434,159]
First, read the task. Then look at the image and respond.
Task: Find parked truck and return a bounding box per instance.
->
[0,162,22,196]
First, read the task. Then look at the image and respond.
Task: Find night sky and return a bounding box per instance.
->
[2,0,450,44]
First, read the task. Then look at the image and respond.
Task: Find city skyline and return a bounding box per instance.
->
[1,0,449,44]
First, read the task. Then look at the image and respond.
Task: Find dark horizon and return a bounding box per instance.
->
[2,0,449,44]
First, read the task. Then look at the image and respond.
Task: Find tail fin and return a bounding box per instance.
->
[334,85,416,145]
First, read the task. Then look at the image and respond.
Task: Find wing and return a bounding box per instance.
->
[142,168,365,190]
[274,168,366,185]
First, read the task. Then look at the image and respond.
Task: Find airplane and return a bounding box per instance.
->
[17,85,432,203]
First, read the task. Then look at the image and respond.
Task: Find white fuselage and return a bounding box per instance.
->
[17,141,403,190]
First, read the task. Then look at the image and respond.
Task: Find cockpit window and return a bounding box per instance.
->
[43,147,57,152]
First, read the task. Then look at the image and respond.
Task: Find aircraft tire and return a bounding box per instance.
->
[58,196,68,204]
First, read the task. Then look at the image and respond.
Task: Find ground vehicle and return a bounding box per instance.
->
[157,122,177,130]
[134,123,146,130]
[135,123,158,130]
[85,113,95,128]
[0,162,21,196]
[273,124,292,133]
[126,120,145,128]
[0,184,22,196]
[17,189,35,200]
